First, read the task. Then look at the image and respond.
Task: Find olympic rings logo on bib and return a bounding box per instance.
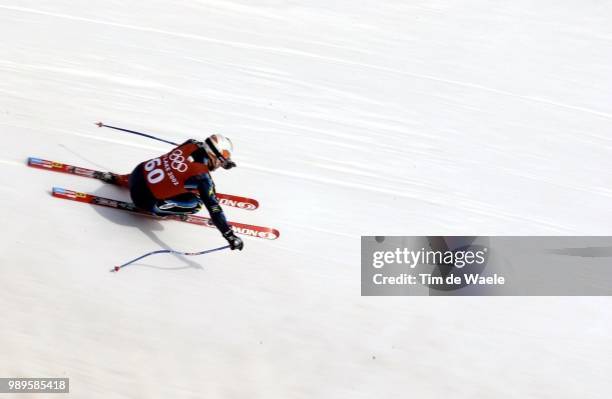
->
[144,150,190,185]
[169,150,188,172]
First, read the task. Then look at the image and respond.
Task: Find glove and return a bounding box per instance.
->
[223,230,244,251]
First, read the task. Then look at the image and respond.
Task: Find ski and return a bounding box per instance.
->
[52,187,279,240]
[28,157,259,210]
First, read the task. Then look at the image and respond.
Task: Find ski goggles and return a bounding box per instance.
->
[205,137,236,170]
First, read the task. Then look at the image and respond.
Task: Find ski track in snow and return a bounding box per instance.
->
[1,4,610,120]
[1,1,612,398]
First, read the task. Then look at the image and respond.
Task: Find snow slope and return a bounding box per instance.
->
[1,0,611,397]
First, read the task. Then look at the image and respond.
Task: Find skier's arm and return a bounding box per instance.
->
[195,174,244,250]
[196,174,230,232]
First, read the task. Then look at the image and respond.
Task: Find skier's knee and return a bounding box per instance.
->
[153,195,202,215]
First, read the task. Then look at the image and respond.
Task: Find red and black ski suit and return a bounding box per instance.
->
[128,139,232,235]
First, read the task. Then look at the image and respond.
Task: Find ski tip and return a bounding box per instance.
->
[95,121,103,127]
[113,266,120,272]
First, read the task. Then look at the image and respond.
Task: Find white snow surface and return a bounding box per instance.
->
[1,1,611,398]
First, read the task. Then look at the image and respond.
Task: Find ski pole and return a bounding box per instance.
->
[95,121,178,146]
[112,245,231,272]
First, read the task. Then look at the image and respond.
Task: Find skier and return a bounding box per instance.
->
[103,134,244,251]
